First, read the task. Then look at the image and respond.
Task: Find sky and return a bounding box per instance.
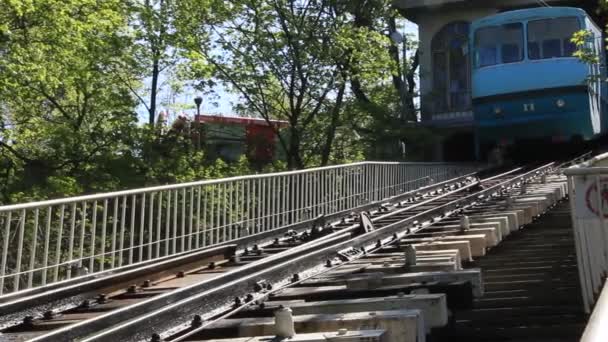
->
[138,20,419,124]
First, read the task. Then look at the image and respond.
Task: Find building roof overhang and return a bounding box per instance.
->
[393,0,578,22]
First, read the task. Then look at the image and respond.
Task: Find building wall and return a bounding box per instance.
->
[416,7,497,109]
[400,0,581,120]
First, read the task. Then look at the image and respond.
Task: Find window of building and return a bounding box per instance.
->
[528,17,580,60]
[474,23,524,68]
[431,22,471,113]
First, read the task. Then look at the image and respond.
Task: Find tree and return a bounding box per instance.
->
[128,0,182,126]
[177,0,395,168]
[337,0,419,123]
[0,0,140,201]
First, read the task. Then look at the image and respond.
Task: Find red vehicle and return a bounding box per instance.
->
[194,115,288,163]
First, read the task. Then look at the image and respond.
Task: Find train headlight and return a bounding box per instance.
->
[556,99,566,108]
[494,107,503,115]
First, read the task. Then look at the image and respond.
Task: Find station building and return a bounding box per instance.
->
[393,0,605,161]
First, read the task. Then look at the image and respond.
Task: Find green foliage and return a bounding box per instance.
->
[177,0,397,168]
[0,0,419,204]
[0,0,140,201]
[572,30,600,65]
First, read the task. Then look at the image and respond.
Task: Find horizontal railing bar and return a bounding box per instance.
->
[0,161,481,296]
[75,165,544,342]
[0,174,454,282]
[581,282,608,341]
[0,162,475,212]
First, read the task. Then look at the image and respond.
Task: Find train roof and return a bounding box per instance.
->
[472,7,589,30]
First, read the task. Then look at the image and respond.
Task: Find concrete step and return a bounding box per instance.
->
[437,323,585,341]
[455,305,584,320]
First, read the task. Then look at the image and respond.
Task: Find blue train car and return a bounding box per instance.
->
[470,7,607,160]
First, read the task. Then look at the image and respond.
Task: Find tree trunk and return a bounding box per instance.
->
[287,127,304,169]
[405,49,420,121]
[149,56,160,126]
[388,16,404,93]
[320,82,346,166]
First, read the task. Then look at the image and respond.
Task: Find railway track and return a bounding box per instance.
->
[436,200,585,341]
[0,159,585,342]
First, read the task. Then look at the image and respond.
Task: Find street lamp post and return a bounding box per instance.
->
[194,96,203,117]
[193,96,203,149]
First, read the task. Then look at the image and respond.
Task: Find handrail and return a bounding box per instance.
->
[0,161,477,211]
[0,161,481,295]
[564,152,607,313]
[581,282,608,342]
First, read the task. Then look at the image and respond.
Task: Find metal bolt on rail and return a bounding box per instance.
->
[97,293,107,304]
[191,315,203,327]
[43,310,55,320]
[80,299,90,308]
[23,316,34,327]
[254,281,267,292]
[233,297,242,307]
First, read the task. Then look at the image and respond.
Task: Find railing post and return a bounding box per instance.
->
[0,160,480,295]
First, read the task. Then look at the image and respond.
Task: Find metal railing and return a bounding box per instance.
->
[564,152,608,313]
[0,161,479,295]
[581,282,608,341]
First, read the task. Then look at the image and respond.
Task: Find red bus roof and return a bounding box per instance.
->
[194,114,289,128]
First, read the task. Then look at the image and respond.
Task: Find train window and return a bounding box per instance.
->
[500,23,524,63]
[474,23,523,68]
[528,42,540,59]
[528,17,580,59]
[564,38,577,57]
[543,39,562,58]
[475,26,500,67]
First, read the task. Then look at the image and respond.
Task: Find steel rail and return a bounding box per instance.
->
[0,245,238,329]
[20,171,484,342]
[0,170,481,342]
[0,171,476,312]
[0,162,479,295]
[85,162,552,342]
[35,163,552,342]
[169,162,554,342]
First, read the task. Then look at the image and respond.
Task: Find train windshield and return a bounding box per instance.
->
[474,23,524,68]
[528,17,579,60]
